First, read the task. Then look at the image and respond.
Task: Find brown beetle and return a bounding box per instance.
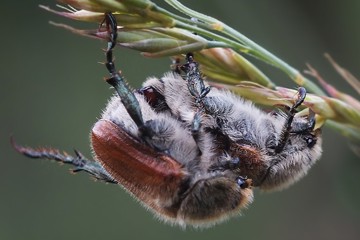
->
[13,13,322,228]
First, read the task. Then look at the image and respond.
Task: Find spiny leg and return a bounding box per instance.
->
[180,53,211,143]
[102,13,154,137]
[306,109,316,131]
[181,53,211,104]
[275,87,307,153]
[290,109,316,134]
[11,137,117,183]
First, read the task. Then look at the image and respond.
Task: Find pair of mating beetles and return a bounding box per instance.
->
[14,13,322,228]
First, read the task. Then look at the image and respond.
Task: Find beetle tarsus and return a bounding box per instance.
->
[181,53,211,103]
[275,87,307,153]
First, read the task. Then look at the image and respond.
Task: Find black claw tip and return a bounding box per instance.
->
[236,176,251,189]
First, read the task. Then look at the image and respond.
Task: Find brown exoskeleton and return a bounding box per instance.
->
[13,13,322,228]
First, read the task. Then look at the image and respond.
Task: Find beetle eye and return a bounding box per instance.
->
[304,135,317,148]
[137,86,167,111]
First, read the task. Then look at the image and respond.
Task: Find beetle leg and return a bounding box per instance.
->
[181,53,211,145]
[181,53,211,103]
[275,87,307,153]
[103,13,155,138]
[290,109,316,133]
[11,137,117,183]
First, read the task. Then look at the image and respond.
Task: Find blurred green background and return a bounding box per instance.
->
[1,0,359,240]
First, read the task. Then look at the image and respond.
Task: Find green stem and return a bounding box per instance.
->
[173,21,250,52]
[135,5,254,56]
[164,0,326,95]
[150,5,250,51]
[326,120,360,141]
[216,25,326,95]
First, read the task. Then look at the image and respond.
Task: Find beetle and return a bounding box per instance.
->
[13,13,322,228]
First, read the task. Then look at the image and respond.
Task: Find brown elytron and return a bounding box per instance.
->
[92,120,185,218]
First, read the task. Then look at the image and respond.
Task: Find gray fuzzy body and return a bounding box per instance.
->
[100,72,322,227]
[142,73,322,190]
